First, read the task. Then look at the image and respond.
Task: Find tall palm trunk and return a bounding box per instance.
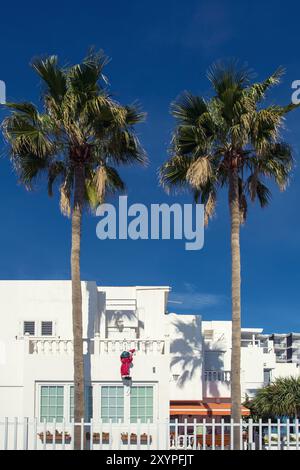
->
[229,166,242,450]
[71,164,85,449]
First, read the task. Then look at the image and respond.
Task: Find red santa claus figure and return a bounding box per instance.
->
[120,349,135,379]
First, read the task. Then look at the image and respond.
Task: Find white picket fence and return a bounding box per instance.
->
[0,418,299,450]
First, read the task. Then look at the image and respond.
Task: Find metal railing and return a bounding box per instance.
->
[0,417,299,450]
[204,370,231,382]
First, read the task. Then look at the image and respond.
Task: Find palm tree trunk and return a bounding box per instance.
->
[229,167,242,450]
[71,164,85,449]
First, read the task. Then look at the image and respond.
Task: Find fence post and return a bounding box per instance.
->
[52,418,56,450]
[137,418,141,451]
[287,418,290,449]
[109,419,112,450]
[62,418,65,450]
[33,417,37,450]
[184,418,187,450]
[80,417,84,450]
[99,418,103,450]
[221,418,225,450]
[156,419,160,450]
[165,418,169,450]
[147,419,151,450]
[193,418,196,450]
[71,418,75,450]
[43,418,47,450]
[23,417,29,450]
[249,418,253,450]
[268,418,271,450]
[90,418,94,450]
[14,417,18,450]
[127,420,131,451]
[212,419,215,450]
[4,417,8,450]
[240,419,243,450]
[117,418,121,451]
[258,418,262,450]
[203,418,206,450]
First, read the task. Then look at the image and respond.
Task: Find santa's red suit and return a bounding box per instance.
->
[120,349,135,377]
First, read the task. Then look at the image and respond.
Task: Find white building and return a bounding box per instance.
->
[269,333,300,365]
[202,321,299,403]
[0,280,299,448]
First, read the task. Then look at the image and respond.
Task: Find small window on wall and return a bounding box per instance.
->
[40,386,64,423]
[101,386,124,423]
[130,386,153,423]
[23,321,35,336]
[41,321,53,336]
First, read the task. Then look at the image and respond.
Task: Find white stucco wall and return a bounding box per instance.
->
[1,280,299,425]
[168,313,203,401]
[272,362,299,380]
[0,281,171,424]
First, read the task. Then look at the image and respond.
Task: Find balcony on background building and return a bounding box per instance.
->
[204,370,231,382]
[203,370,231,399]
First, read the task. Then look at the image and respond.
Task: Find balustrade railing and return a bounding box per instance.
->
[204,370,231,382]
[27,337,167,355]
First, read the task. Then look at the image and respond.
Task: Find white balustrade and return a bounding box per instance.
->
[28,338,166,355]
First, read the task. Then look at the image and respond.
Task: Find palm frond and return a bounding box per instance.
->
[31,56,67,103]
[94,165,107,203]
[171,92,208,125]
[247,67,285,103]
[186,156,213,189]
[60,181,71,217]
[68,49,108,94]
[86,165,125,210]
[159,154,192,192]
[246,175,272,207]
[48,161,65,196]
[207,59,253,96]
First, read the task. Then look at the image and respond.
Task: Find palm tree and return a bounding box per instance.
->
[248,377,300,419]
[160,61,296,448]
[2,51,147,447]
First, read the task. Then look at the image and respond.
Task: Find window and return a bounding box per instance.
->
[70,386,93,422]
[203,329,214,341]
[264,369,271,385]
[22,320,55,336]
[101,386,124,423]
[24,321,35,336]
[130,386,153,423]
[41,321,53,336]
[40,386,64,423]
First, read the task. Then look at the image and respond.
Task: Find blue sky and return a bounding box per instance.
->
[0,0,300,332]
